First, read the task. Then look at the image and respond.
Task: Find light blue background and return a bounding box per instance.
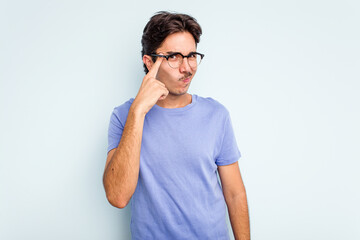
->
[1,0,359,239]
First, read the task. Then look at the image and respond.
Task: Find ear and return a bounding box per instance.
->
[143,55,153,72]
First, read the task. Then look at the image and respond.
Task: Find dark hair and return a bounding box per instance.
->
[141,11,202,73]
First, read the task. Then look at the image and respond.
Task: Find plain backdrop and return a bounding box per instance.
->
[1,0,359,239]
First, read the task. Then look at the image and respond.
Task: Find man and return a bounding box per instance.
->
[103,11,250,240]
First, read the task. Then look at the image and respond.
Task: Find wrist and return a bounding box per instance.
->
[129,102,147,118]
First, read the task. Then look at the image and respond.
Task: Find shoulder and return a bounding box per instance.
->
[110,98,135,124]
[195,95,230,118]
[113,98,134,114]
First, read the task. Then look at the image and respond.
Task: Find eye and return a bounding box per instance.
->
[188,53,197,59]
[168,53,180,61]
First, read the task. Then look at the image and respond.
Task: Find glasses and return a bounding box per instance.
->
[150,52,205,69]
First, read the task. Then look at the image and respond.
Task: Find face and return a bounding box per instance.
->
[145,31,198,96]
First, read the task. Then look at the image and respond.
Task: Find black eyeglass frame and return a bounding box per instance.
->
[150,52,205,68]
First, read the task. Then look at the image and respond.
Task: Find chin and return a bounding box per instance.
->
[169,89,188,96]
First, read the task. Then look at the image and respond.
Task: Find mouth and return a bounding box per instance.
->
[180,73,192,83]
[182,77,191,83]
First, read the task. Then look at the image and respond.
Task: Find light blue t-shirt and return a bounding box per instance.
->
[107,94,241,240]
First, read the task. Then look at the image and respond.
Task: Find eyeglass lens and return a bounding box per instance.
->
[167,53,202,69]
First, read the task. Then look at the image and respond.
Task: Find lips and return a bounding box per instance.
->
[180,73,192,83]
[182,77,191,83]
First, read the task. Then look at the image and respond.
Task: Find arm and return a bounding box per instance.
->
[218,161,250,240]
[103,57,167,208]
[103,107,145,208]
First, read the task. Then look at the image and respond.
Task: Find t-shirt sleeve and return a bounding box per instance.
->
[215,113,241,166]
[107,110,124,154]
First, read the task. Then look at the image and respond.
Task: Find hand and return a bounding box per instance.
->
[131,57,169,115]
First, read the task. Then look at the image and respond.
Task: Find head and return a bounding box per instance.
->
[141,11,202,96]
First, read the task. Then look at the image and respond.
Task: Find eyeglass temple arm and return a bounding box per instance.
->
[150,53,204,60]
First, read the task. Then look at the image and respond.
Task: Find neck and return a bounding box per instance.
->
[156,93,192,109]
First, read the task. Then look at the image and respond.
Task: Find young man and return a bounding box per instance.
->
[103,11,250,240]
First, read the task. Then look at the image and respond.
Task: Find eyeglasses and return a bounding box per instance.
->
[150,52,205,69]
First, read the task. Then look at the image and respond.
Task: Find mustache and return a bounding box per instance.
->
[179,73,193,81]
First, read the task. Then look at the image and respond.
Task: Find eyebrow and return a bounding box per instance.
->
[165,51,197,55]
[165,51,179,55]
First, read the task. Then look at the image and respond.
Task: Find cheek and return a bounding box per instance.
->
[157,67,177,82]
[155,67,166,81]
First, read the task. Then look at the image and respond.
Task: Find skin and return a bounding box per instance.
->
[218,162,251,240]
[143,31,197,109]
[103,31,250,240]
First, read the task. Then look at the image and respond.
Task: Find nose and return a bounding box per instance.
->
[179,57,192,73]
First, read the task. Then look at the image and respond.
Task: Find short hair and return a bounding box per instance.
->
[141,11,202,73]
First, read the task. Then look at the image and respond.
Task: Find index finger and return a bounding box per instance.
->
[147,56,164,78]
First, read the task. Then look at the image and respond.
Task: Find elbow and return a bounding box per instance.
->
[102,175,133,209]
[106,193,130,209]
[223,187,248,203]
[111,200,129,209]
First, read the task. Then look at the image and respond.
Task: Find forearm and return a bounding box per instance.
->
[103,106,145,208]
[226,192,250,240]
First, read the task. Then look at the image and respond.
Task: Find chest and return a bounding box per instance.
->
[140,113,222,174]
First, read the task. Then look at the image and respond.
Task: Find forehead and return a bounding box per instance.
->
[157,31,196,54]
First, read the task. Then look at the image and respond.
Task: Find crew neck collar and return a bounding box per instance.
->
[152,94,198,113]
